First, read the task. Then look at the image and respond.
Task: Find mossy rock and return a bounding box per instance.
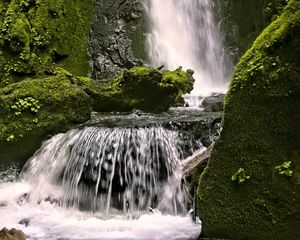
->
[0,69,93,167]
[197,0,300,239]
[0,66,194,166]
[90,66,195,112]
[0,0,94,87]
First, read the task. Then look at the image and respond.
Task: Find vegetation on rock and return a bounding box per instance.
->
[197,0,300,239]
[89,66,195,112]
[0,66,194,166]
[0,0,94,87]
[0,68,93,166]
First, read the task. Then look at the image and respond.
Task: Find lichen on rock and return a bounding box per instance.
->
[197,0,300,239]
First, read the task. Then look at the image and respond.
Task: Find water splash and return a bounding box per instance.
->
[0,126,201,239]
[21,126,188,215]
[146,0,231,98]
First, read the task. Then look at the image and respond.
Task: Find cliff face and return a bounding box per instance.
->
[88,0,146,81]
[218,0,290,63]
[197,0,300,239]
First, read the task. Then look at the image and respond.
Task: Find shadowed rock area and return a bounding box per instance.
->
[197,1,300,239]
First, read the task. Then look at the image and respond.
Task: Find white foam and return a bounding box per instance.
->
[0,182,201,240]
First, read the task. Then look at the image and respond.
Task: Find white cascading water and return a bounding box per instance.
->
[146,0,230,100]
[0,126,201,240]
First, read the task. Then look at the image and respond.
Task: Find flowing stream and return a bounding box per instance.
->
[0,126,201,240]
[146,0,231,100]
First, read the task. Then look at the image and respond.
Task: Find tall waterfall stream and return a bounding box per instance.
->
[146,0,231,101]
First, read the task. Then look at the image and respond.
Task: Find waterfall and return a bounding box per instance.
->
[21,126,188,215]
[0,127,201,239]
[145,0,230,98]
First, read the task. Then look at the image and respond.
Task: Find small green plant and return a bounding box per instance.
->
[275,161,293,177]
[6,134,14,142]
[231,168,250,184]
[11,97,40,116]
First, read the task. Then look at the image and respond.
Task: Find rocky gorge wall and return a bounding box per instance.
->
[88,0,146,81]
[217,0,290,63]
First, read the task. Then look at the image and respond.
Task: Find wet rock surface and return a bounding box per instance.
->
[89,0,145,81]
[0,228,26,240]
[201,93,225,112]
[84,109,223,158]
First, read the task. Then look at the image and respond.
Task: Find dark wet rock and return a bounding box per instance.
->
[0,228,26,240]
[86,110,223,159]
[18,218,30,227]
[216,0,290,64]
[0,202,8,207]
[89,0,145,81]
[17,193,28,206]
[201,93,225,112]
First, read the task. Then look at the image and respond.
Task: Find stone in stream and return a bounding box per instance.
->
[0,228,26,240]
[0,202,8,207]
[200,93,225,112]
[18,218,30,227]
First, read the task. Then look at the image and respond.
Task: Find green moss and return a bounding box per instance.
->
[90,66,195,112]
[197,0,300,239]
[231,168,251,184]
[0,0,95,87]
[274,161,293,177]
[0,69,93,166]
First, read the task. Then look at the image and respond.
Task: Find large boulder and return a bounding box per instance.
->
[90,66,195,112]
[0,69,93,167]
[197,1,300,239]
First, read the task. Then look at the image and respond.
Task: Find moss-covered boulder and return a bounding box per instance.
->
[0,66,194,166]
[197,0,300,239]
[0,0,94,87]
[0,69,93,167]
[89,66,195,112]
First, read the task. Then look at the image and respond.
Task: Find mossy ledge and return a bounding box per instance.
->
[0,0,95,87]
[197,0,300,239]
[0,66,194,166]
[89,66,195,112]
[0,69,93,167]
